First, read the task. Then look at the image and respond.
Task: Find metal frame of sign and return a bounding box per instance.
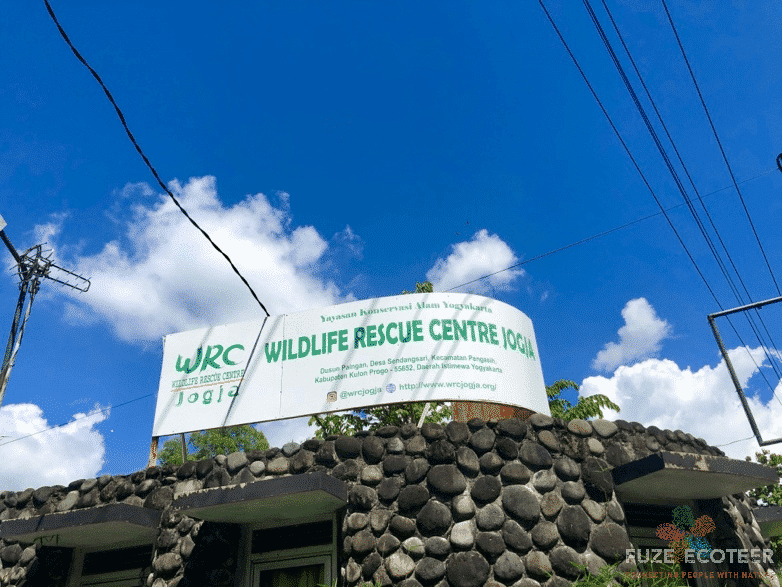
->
[708,295,782,447]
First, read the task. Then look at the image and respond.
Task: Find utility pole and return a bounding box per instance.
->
[708,296,782,447]
[0,214,90,407]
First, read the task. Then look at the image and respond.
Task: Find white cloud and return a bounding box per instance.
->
[0,403,108,490]
[32,211,68,245]
[579,345,781,461]
[332,225,363,260]
[41,176,357,343]
[426,229,524,293]
[592,298,672,372]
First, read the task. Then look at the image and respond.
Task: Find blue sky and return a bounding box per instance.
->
[1,1,782,490]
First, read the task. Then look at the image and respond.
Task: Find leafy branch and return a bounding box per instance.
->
[546,379,620,421]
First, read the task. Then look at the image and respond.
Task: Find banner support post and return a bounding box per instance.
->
[180,433,187,463]
[417,402,431,427]
[148,436,159,468]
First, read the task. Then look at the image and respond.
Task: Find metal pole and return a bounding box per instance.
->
[709,295,782,319]
[1,281,28,375]
[0,276,34,408]
[180,433,187,463]
[0,230,21,265]
[0,230,29,407]
[708,308,782,447]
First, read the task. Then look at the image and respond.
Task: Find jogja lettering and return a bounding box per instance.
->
[174,385,239,407]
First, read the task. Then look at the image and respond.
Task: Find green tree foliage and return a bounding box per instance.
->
[158,425,270,466]
[401,281,434,294]
[745,449,782,569]
[546,379,620,421]
[308,403,453,440]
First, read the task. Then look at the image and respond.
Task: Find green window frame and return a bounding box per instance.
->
[242,512,340,587]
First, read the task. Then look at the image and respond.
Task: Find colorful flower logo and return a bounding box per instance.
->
[655,505,716,562]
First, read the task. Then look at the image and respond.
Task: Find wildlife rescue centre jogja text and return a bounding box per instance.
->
[152,293,550,437]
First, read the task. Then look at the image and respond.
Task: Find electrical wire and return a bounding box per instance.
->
[443,166,775,293]
[584,0,782,393]
[42,0,270,317]
[586,0,741,301]
[714,435,755,448]
[9,238,767,455]
[0,393,155,448]
[596,0,782,382]
[0,366,758,450]
[661,0,781,297]
[533,4,718,311]
[35,3,782,450]
[537,0,782,405]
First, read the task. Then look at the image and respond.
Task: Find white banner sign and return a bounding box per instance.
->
[152,293,550,437]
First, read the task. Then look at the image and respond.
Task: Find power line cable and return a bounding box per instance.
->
[598,0,782,387]
[538,2,720,309]
[714,435,755,448]
[35,3,779,456]
[536,0,778,401]
[42,0,270,317]
[0,393,155,448]
[595,2,742,297]
[0,361,759,450]
[585,0,782,389]
[585,0,737,299]
[597,0,782,380]
[661,0,782,297]
[443,166,775,293]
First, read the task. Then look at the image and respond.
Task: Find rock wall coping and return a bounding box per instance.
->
[0,416,775,587]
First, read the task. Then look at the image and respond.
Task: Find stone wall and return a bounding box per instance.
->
[0,416,776,587]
